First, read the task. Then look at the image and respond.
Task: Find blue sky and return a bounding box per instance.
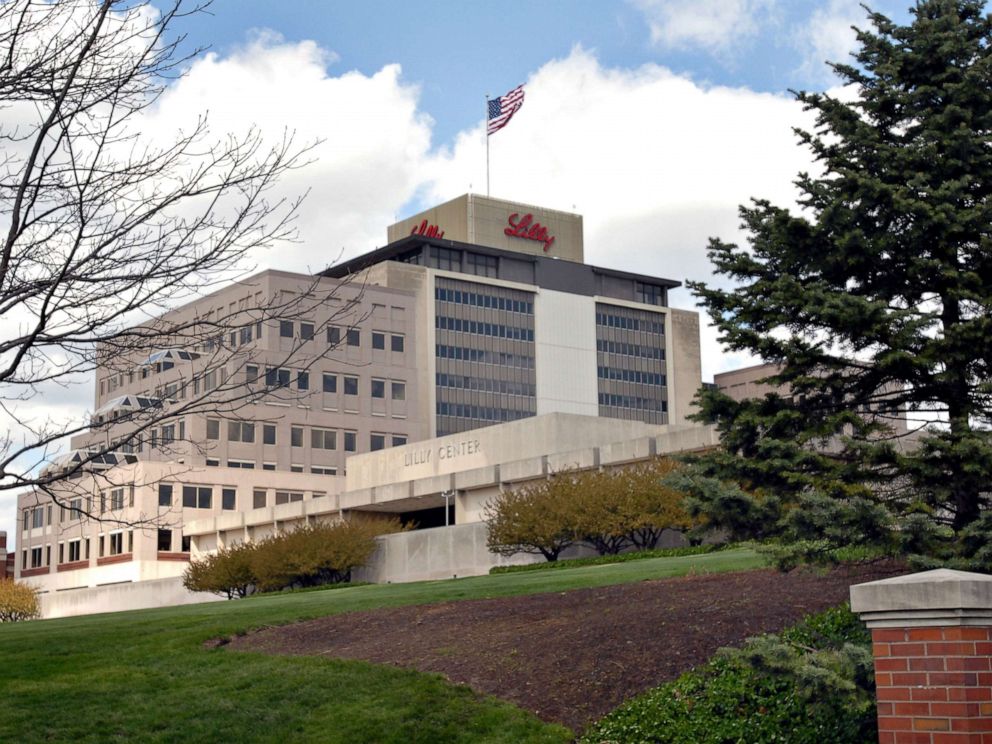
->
[182,0,913,151]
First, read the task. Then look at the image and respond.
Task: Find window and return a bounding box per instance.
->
[279,320,294,338]
[222,489,236,511]
[206,458,220,467]
[391,381,406,401]
[275,491,304,505]
[311,428,336,450]
[206,419,220,440]
[30,547,42,568]
[157,530,172,552]
[322,373,337,393]
[466,252,498,277]
[265,367,290,388]
[263,424,276,445]
[262,463,276,471]
[431,246,461,271]
[109,532,124,556]
[246,364,259,383]
[372,332,385,350]
[297,371,309,391]
[253,490,267,508]
[327,326,341,345]
[240,326,253,345]
[181,536,191,553]
[70,498,82,519]
[98,536,104,558]
[227,460,255,469]
[635,281,664,305]
[291,426,303,447]
[300,322,314,340]
[392,435,408,447]
[228,421,255,443]
[370,433,385,451]
[161,424,175,444]
[391,334,405,353]
[68,540,82,562]
[290,465,303,473]
[311,466,337,475]
[110,488,125,510]
[346,328,360,346]
[344,431,356,452]
[344,376,358,395]
[182,486,212,509]
[371,379,385,398]
[31,507,43,529]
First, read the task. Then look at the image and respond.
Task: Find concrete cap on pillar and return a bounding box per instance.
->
[850,568,992,628]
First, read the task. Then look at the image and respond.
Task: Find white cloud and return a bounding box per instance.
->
[795,0,868,84]
[632,0,778,54]
[142,31,435,273]
[426,46,817,380]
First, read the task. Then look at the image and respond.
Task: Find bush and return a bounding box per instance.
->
[486,459,700,561]
[185,516,404,597]
[0,578,40,622]
[581,604,876,744]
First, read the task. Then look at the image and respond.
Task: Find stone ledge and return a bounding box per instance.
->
[851,569,992,628]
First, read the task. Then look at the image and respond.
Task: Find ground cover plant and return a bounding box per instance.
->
[581,604,876,744]
[0,547,763,743]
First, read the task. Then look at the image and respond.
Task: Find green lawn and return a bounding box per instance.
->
[0,547,764,743]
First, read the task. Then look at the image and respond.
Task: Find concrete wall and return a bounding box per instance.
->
[387,194,584,263]
[534,289,599,416]
[353,521,690,584]
[38,576,223,619]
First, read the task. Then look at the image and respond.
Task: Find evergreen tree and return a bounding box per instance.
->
[688,0,992,567]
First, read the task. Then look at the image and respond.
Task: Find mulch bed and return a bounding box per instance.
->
[225,564,900,732]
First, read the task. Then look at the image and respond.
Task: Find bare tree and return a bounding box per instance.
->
[0,0,352,523]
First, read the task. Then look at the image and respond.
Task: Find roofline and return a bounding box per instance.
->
[319,235,681,289]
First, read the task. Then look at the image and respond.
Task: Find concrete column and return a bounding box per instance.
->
[850,569,992,743]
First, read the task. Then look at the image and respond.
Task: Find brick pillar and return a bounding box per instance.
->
[851,569,992,743]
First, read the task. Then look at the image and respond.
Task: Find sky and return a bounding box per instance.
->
[0,0,938,538]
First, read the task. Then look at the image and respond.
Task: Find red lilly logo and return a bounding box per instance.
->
[504,213,555,252]
[411,220,445,238]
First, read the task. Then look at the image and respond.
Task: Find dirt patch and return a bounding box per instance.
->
[226,564,898,732]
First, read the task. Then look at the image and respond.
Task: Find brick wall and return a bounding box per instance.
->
[872,625,992,743]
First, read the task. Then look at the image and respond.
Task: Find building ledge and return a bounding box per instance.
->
[157,552,190,562]
[96,553,133,567]
[20,567,49,577]
[57,561,89,573]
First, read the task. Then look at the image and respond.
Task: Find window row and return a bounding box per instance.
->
[598,393,669,412]
[435,287,533,314]
[436,401,535,423]
[596,339,666,360]
[158,483,237,511]
[436,345,535,369]
[435,373,536,397]
[280,321,407,353]
[596,312,665,335]
[436,316,534,342]
[597,367,667,387]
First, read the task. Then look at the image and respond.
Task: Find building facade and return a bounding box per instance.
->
[14,195,703,598]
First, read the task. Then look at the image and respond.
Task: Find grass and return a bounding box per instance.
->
[0,547,765,743]
[489,543,727,574]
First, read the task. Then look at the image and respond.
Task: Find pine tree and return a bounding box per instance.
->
[688,1,992,566]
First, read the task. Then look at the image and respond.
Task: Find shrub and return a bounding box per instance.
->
[582,604,875,744]
[183,516,403,597]
[252,517,403,592]
[0,578,40,622]
[485,473,581,561]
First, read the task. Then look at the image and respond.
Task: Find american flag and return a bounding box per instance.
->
[487,84,525,136]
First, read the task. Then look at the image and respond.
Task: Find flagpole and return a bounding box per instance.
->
[485,94,490,197]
